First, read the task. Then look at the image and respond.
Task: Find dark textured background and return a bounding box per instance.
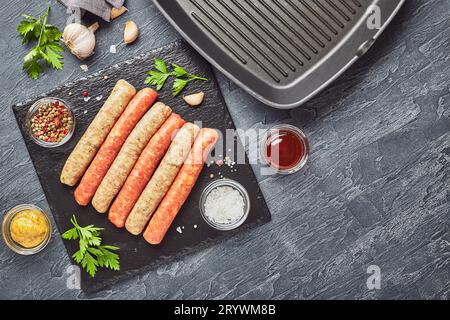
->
[0,0,449,299]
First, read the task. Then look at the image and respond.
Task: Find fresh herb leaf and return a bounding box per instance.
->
[100,245,120,251]
[144,70,170,91]
[45,42,64,52]
[62,227,78,240]
[79,238,89,254]
[98,246,120,271]
[86,235,102,247]
[23,58,43,80]
[17,6,64,79]
[173,78,190,97]
[171,63,188,78]
[63,215,120,277]
[23,47,40,62]
[43,25,62,42]
[72,249,84,264]
[144,58,208,96]
[154,58,168,73]
[79,224,103,240]
[17,16,39,44]
[82,252,98,278]
[172,63,208,81]
[43,45,63,70]
[87,247,104,258]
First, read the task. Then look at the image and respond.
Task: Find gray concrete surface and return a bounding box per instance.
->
[0,0,448,299]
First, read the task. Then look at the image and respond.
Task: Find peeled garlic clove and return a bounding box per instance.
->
[111,6,127,20]
[183,92,205,107]
[124,21,139,44]
[63,22,99,60]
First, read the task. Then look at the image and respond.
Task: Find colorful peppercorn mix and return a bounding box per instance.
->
[30,100,73,143]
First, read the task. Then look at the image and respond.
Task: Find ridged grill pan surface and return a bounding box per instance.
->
[154,0,405,108]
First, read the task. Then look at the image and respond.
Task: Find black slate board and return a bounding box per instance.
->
[12,40,271,293]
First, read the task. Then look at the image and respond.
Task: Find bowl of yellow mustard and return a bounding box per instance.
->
[2,204,52,255]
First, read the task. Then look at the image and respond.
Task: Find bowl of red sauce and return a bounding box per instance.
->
[260,124,309,174]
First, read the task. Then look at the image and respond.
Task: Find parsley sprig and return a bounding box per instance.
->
[144,58,208,96]
[17,6,64,79]
[62,215,120,277]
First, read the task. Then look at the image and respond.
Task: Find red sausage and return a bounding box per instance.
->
[74,88,158,206]
[109,113,186,227]
[143,128,219,244]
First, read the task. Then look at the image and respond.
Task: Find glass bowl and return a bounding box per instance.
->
[25,97,76,148]
[199,179,250,231]
[259,124,310,174]
[2,204,52,255]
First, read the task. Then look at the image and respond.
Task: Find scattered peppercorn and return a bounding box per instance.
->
[30,100,73,143]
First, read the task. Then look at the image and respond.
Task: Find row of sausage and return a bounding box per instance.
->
[60,79,218,244]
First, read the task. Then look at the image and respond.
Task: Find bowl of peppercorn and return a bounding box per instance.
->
[26,97,75,148]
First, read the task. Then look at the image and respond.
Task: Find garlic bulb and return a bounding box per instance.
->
[124,21,139,44]
[63,22,99,60]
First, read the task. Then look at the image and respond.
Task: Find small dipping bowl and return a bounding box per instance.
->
[2,204,52,255]
[260,124,310,175]
[25,97,75,148]
[199,179,250,231]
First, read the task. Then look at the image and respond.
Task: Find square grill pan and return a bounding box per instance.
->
[154,0,405,109]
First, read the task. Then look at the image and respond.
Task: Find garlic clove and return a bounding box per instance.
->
[183,92,205,107]
[111,6,128,20]
[63,23,98,60]
[124,21,139,44]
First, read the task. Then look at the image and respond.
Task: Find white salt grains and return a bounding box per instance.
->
[204,186,245,225]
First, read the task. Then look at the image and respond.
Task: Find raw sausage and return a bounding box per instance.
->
[143,129,219,244]
[91,102,172,212]
[74,88,157,205]
[125,122,199,235]
[108,114,185,226]
[74,88,158,205]
[92,103,172,213]
[61,80,136,186]
[125,122,200,235]
[108,113,185,227]
[143,128,219,245]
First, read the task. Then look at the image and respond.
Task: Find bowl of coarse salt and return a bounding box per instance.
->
[199,179,250,231]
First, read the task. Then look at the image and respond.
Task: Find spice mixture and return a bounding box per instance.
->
[30,100,73,143]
